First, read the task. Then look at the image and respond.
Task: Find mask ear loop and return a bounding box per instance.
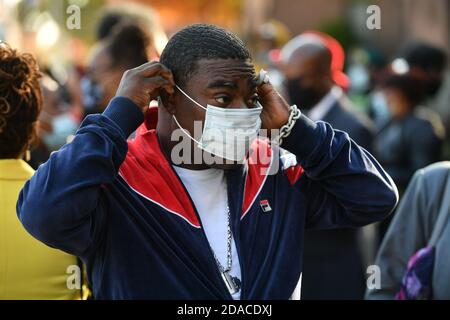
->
[172,85,206,146]
[172,115,203,146]
[175,85,207,111]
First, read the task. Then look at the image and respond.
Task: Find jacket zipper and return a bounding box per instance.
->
[226,170,246,299]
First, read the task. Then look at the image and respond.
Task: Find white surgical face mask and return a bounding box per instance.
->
[371,90,391,127]
[173,85,263,162]
[41,111,78,151]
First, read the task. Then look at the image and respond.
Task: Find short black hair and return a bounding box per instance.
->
[381,73,425,106]
[105,23,149,69]
[160,24,251,87]
[402,42,447,72]
[96,12,124,41]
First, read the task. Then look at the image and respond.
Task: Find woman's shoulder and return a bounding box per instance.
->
[412,162,450,200]
[419,161,450,178]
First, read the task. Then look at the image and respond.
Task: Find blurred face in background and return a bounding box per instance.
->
[380,72,424,120]
[282,47,333,110]
[38,75,79,151]
[382,87,411,119]
[81,44,126,114]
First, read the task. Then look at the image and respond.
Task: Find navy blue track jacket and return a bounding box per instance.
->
[17,97,398,299]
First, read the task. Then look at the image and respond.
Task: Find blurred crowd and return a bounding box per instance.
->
[1,2,450,300]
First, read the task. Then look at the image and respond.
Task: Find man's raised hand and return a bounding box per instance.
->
[115,62,175,113]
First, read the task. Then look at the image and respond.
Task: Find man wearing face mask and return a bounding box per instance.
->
[281,33,375,151]
[17,24,397,300]
[281,33,376,300]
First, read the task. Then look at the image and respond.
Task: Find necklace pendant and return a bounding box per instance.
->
[221,271,238,295]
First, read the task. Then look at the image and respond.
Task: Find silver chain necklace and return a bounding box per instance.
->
[210,204,241,296]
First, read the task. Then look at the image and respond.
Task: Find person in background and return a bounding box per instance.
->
[281,33,371,147]
[374,68,445,241]
[401,42,450,119]
[280,33,375,300]
[79,3,167,117]
[301,30,351,92]
[366,162,450,300]
[374,69,444,194]
[96,3,167,59]
[29,74,79,169]
[0,43,81,299]
[81,23,150,116]
[255,20,291,68]
[253,20,291,91]
[402,43,450,158]
[346,47,388,123]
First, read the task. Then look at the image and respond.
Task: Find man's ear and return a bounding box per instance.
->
[159,88,177,114]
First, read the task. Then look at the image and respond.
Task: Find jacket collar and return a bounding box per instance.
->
[118,107,274,227]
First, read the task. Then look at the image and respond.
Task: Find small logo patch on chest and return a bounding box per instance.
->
[260,199,272,213]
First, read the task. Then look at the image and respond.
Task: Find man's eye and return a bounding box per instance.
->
[215,96,230,105]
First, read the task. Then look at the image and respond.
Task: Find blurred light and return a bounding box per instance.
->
[52,62,69,85]
[68,0,89,8]
[268,49,281,63]
[2,0,23,7]
[391,58,410,74]
[153,30,168,56]
[35,14,60,49]
[41,75,59,92]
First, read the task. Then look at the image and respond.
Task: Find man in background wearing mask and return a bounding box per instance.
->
[281,33,374,150]
[281,33,376,300]
[17,24,397,299]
